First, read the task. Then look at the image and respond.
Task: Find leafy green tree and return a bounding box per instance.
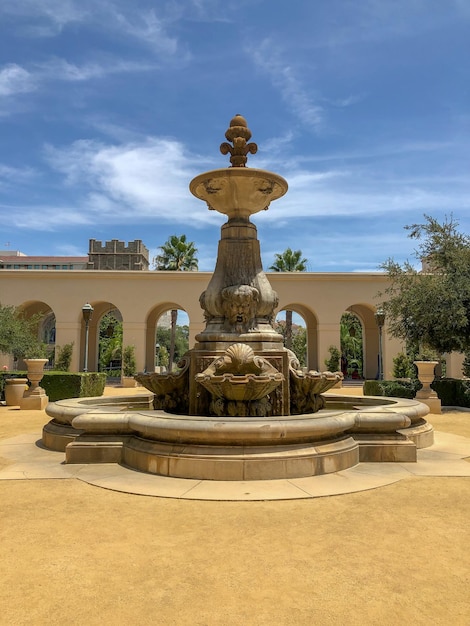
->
[380,215,470,355]
[291,326,307,367]
[340,312,363,377]
[0,304,48,360]
[274,319,307,366]
[324,346,341,372]
[154,235,198,370]
[156,325,189,367]
[99,314,122,372]
[157,345,169,368]
[270,248,308,349]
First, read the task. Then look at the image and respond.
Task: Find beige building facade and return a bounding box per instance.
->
[0,268,463,379]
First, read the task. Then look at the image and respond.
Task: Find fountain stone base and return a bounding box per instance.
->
[43,393,432,480]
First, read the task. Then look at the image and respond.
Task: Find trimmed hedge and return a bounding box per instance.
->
[363,379,421,399]
[42,372,107,401]
[364,377,470,407]
[431,378,470,408]
[0,371,106,402]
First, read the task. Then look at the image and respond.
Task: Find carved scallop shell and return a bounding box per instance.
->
[225,343,254,366]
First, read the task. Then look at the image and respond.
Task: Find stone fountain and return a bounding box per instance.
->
[43,115,433,480]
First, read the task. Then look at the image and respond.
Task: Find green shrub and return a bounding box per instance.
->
[392,352,414,379]
[1,370,107,402]
[365,377,470,406]
[25,343,51,359]
[79,372,107,398]
[122,345,137,377]
[462,353,470,378]
[41,372,106,401]
[324,345,341,372]
[431,378,470,407]
[101,368,122,378]
[55,342,74,371]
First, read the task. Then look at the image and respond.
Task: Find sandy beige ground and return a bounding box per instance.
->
[0,387,469,625]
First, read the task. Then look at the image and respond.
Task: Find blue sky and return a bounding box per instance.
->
[1,0,469,272]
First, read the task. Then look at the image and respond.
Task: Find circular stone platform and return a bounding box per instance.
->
[2,429,470,501]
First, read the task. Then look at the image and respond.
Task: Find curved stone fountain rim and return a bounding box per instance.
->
[46,393,429,444]
[189,166,288,190]
[46,392,425,420]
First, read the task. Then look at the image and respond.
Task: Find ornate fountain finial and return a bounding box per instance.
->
[220,114,258,167]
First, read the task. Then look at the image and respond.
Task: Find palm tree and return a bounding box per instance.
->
[269,248,308,349]
[153,234,199,272]
[153,235,198,370]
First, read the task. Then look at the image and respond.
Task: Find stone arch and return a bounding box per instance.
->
[275,302,319,371]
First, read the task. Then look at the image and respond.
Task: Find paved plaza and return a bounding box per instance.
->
[1,386,469,624]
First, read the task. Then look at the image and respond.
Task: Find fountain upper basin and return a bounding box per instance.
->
[189,167,288,218]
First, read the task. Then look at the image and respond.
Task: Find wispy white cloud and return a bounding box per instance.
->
[0,164,36,183]
[0,204,92,230]
[314,0,469,49]
[329,94,365,108]
[259,131,295,156]
[0,64,36,97]
[29,131,467,244]
[269,139,457,169]
[248,38,323,132]
[262,181,470,222]
[36,58,157,82]
[0,57,155,114]
[1,0,188,60]
[0,0,89,35]
[113,9,183,57]
[43,137,218,227]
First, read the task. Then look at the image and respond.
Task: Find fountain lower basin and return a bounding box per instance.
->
[43,393,433,480]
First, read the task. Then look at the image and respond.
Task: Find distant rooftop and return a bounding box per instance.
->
[0,239,149,270]
[0,250,27,257]
[1,256,88,263]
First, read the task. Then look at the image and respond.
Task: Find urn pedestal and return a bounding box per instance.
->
[414,360,441,414]
[20,359,49,410]
[121,376,137,388]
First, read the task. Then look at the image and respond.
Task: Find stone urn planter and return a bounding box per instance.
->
[4,378,28,406]
[20,358,49,410]
[414,360,441,413]
[414,361,438,399]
